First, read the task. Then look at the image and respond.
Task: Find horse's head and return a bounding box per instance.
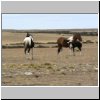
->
[26,33,34,41]
[26,32,31,37]
[73,33,82,42]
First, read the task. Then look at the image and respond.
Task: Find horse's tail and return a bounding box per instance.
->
[57,44,63,54]
[31,39,35,48]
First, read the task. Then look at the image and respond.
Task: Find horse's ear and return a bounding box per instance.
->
[26,32,30,37]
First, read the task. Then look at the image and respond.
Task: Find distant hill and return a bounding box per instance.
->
[2,28,98,35]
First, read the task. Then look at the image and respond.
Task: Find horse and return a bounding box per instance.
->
[57,33,82,55]
[23,32,35,60]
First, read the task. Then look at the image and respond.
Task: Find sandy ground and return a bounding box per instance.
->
[1,43,98,86]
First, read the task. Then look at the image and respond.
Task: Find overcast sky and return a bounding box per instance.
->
[2,14,98,29]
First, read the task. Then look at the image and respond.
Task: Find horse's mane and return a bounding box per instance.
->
[73,33,82,42]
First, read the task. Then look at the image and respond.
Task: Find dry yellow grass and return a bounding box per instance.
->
[1,32,98,86]
[2,32,98,45]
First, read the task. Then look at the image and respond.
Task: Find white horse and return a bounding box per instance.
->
[23,33,34,60]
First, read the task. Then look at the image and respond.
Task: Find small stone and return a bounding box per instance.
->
[24,72,33,75]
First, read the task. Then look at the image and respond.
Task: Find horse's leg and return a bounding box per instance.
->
[72,47,75,56]
[57,45,62,68]
[24,47,28,59]
[69,43,73,55]
[58,45,62,54]
[27,48,30,59]
[78,46,82,55]
[31,48,33,60]
[69,47,72,56]
[24,47,27,54]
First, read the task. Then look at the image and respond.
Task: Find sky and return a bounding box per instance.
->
[2,14,98,29]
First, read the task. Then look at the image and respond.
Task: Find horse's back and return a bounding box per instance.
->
[24,37,30,42]
[57,37,69,47]
[57,37,66,44]
[68,36,73,42]
[23,37,34,48]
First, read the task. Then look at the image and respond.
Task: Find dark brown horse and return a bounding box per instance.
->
[57,33,82,55]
